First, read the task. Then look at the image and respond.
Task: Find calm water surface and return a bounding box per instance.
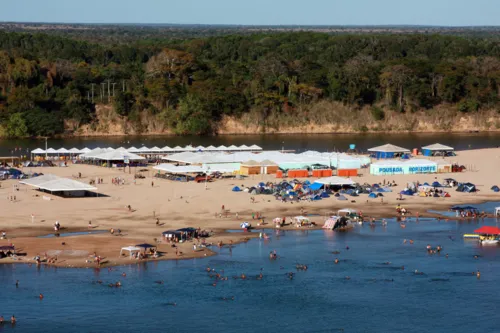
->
[2,217,500,332]
[2,132,500,155]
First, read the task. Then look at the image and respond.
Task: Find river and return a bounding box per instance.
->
[1,215,500,332]
[1,132,500,156]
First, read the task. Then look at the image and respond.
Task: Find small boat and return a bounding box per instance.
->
[480,238,499,245]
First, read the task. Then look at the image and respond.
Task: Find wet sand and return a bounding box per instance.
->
[0,148,499,267]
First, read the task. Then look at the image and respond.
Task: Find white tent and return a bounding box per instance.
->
[120,246,141,257]
[80,148,91,153]
[195,146,205,151]
[227,145,239,151]
[154,164,206,174]
[68,148,81,153]
[205,145,217,151]
[368,144,410,153]
[127,146,138,152]
[315,176,356,186]
[31,148,45,154]
[217,145,228,151]
[249,145,262,151]
[45,148,58,154]
[184,145,196,152]
[161,146,173,152]
[20,174,97,192]
[137,146,150,153]
[56,148,70,154]
[150,146,162,152]
[92,150,146,161]
[421,143,454,151]
[173,146,183,151]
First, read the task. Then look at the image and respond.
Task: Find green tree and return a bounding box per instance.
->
[6,112,28,137]
[172,94,212,134]
[114,91,135,116]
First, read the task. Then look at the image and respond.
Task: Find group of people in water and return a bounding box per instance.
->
[0,315,16,325]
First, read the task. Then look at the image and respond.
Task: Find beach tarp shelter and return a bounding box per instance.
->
[315,176,355,186]
[153,164,205,174]
[19,174,97,196]
[421,143,454,156]
[120,246,141,257]
[135,243,156,251]
[368,144,410,159]
[309,183,323,191]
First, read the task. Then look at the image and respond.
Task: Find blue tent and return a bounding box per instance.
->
[309,183,323,191]
[491,185,500,192]
[368,193,378,199]
[232,186,241,192]
[400,190,414,196]
[259,182,266,187]
[376,188,386,193]
[320,192,330,198]
[432,181,443,188]
[337,195,348,201]
[303,180,311,185]
[423,182,430,186]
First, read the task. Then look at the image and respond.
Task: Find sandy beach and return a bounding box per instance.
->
[1,148,499,268]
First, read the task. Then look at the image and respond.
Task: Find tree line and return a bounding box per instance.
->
[0,30,499,137]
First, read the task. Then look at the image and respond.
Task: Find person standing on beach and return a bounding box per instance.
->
[151,181,154,188]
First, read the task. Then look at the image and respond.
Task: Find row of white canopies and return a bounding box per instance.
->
[31,144,263,155]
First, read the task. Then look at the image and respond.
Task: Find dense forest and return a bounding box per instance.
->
[0,26,499,137]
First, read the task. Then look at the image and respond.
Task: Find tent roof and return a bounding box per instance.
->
[56,148,70,153]
[474,226,500,235]
[421,143,454,151]
[260,159,278,166]
[20,174,97,192]
[368,144,410,153]
[154,164,205,174]
[45,148,57,153]
[249,145,262,150]
[241,160,260,166]
[315,176,356,186]
[91,150,146,161]
[135,243,156,248]
[121,246,141,252]
[31,148,45,154]
[161,146,173,151]
[68,148,81,153]
[137,146,150,152]
[80,148,91,153]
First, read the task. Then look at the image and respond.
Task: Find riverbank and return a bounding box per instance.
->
[1,148,500,268]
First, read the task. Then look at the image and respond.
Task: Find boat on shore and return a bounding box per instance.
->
[322,209,359,231]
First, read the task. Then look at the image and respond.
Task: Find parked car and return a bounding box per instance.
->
[195,174,212,183]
